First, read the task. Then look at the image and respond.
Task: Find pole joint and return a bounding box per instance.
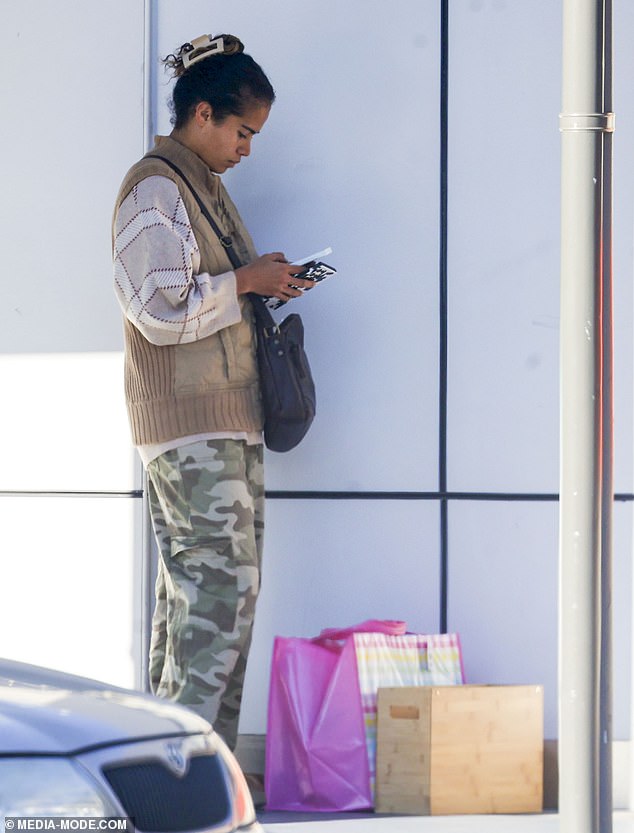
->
[559,112,615,133]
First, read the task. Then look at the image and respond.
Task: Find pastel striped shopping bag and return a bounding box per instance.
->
[354,630,465,796]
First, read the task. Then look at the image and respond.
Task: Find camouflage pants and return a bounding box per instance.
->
[146,439,265,751]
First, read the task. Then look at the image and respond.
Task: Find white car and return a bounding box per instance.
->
[0,659,263,833]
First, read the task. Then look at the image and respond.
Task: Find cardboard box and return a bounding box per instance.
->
[375,685,543,815]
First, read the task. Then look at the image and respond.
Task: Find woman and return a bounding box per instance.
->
[112,32,311,751]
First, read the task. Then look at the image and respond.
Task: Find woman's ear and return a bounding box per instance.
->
[194,101,214,125]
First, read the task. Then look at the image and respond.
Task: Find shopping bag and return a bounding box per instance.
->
[264,620,464,811]
[354,630,465,796]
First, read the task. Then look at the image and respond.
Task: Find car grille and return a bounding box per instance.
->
[103,754,231,832]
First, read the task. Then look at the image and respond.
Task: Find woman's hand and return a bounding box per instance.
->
[235,253,314,302]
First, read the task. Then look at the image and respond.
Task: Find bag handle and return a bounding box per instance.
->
[313,619,407,644]
[146,154,275,325]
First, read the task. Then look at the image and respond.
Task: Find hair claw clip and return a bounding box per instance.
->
[182,35,225,69]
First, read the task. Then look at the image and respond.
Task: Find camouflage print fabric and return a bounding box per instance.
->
[145,438,265,751]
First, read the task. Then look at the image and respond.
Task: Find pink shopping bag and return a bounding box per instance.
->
[264,620,464,812]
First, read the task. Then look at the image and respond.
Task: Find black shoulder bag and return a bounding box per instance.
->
[146,155,316,452]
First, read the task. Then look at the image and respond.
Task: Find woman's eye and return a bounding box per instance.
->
[238,131,248,140]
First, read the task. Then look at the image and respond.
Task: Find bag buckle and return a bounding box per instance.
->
[220,235,233,248]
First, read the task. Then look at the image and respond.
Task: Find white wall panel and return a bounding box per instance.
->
[448,500,632,741]
[448,500,559,739]
[613,503,634,743]
[0,496,143,689]
[612,1,634,495]
[239,498,441,733]
[447,1,634,496]
[447,1,561,493]
[154,0,441,492]
[0,353,138,492]
[0,1,144,491]
[0,1,146,354]
[0,2,145,684]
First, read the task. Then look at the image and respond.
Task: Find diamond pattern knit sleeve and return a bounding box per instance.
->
[113,176,242,345]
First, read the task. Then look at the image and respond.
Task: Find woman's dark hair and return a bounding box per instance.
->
[162,34,275,128]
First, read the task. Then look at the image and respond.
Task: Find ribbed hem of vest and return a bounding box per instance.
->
[127,386,263,446]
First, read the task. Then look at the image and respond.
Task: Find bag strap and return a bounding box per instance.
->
[146,153,276,329]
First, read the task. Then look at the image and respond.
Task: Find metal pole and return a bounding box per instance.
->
[559,0,614,831]
[139,0,157,692]
[143,0,157,153]
[599,1,614,828]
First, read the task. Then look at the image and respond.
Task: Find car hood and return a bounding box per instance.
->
[0,659,211,754]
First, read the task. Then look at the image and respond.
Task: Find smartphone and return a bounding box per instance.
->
[265,248,336,310]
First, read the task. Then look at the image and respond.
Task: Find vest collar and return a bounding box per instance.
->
[150,134,218,191]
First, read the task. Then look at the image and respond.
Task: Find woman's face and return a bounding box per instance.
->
[193,102,271,174]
